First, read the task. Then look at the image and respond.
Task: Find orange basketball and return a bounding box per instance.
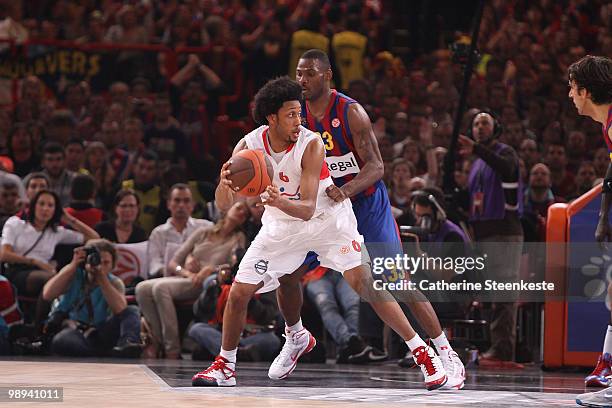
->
[227,149,274,197]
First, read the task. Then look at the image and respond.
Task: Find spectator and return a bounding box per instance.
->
[95,189,146,244]
[146,183,212,281]
[75,11,105,44]
[288,7,329,80]
[523,163,564,241]
[388,159,416,212]
[570,161,598,200]
[78,95,107,140]
[331,13,367,91]
[135,201,248,359]
[41,142,77,207]
[104,5,148,45]
[64,138,86,174]
[84,142,116,211]
[42,240,141,358]
[519,139,541,174]
[144,94,188,171]
[7,123,39,178]
[402,139,427,176]
[0,190,99,330]
[0,274,21,355]
[0,180,21,228]
[121,150,161,235]
[566,130,588,173]
[544,143,576,199]
[243,196,264,243]
[117,118,145,182]
[171,57,222,165]
[458,111,524,365]
[46,110,76,146]
[246,13,290,92]
[0,158,25,202]
[63,83,87,122]
[500,120,527,150]
[19,172,49,218]
[304,265,384,364]
[64,174,103,229]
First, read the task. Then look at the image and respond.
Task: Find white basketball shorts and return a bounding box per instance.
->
[235,200,367,293]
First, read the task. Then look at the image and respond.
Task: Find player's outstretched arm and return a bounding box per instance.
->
[262,139,324,221]
[215,138,248,212]
[341,103,384,198]
[597,161,612,244]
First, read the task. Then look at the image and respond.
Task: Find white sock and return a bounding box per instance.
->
[432,332,452,354]
[219,347,237,364]
[405,334,428,352]
[603,325,612,356]
[286,318,304,333]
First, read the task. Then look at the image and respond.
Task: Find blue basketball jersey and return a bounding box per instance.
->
[301,90,401,249]
[301,89,386,200]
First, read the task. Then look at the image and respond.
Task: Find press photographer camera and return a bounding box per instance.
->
[39,239,142,357]
[84,245,101,267]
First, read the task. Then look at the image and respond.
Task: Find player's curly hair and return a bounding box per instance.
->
[568,55,612,105]
[252,76,302,125]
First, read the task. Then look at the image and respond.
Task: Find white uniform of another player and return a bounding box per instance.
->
[235,124,366,293]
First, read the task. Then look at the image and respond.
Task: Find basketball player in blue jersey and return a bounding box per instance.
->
[568,55,612,408]
[270,49,465,389]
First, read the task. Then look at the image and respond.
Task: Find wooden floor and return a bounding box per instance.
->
[0,357,587,407]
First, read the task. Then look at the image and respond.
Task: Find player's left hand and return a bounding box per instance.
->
[325,185,348,202]
[259,184,280,207]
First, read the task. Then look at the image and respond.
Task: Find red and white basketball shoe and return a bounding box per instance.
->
[413,345,448,390]
[585,353,612,387]
[440,348,466,390]
[192,356,236,387]
[268,328,316,380]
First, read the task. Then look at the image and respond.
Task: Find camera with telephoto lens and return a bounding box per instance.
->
[84,246,101,267]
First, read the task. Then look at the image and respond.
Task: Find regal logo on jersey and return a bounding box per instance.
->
[326,152,361,178]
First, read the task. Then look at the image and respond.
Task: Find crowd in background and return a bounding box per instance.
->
[0,0,610,362]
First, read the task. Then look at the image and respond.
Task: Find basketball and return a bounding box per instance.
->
[227,149,274,197]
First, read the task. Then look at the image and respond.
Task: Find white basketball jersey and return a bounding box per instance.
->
[243,125,334,223]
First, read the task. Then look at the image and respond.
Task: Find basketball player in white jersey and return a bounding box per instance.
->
[191,76,448,390]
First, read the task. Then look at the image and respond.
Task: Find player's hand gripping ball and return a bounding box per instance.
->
[227,149,274,197]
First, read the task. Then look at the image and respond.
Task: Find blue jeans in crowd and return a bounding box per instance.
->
[51,305,141,357]
[305,271,360,349]
[188,322,280,361]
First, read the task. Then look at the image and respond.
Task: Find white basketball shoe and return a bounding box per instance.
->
[268,328,316,380]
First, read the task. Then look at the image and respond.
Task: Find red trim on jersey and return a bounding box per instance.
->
[262,128,271,155]
[306,106,315,129]
[322,89,338,124]
[335,95,358,158]
[262,127,296,154]
[320,161,330,180]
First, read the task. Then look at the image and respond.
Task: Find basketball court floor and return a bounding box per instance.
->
[0,356,587,407]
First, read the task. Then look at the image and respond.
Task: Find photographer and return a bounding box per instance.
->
[41,239,141,358]
[405,188,471,279]
[457,111,524,365]
[188,261,280,362]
